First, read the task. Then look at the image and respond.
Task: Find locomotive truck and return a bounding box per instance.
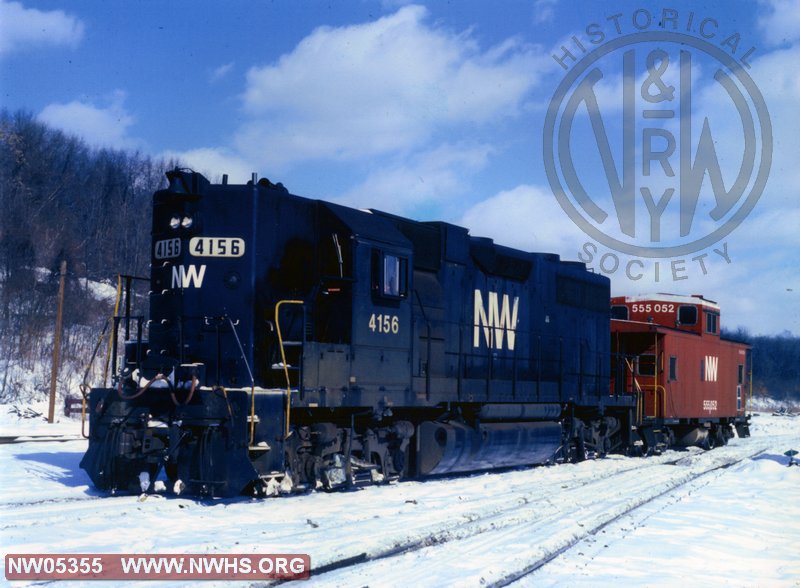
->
[80,170,749,497]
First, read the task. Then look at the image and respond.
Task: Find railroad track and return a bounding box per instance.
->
[0,434,85,444]
[490,447,768,587]
[276,441,770,587]
[0,433,777,588]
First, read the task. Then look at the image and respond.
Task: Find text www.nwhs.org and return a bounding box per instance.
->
[5,553,310,580]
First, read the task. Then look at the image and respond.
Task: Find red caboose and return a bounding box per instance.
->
[610,294,750,451]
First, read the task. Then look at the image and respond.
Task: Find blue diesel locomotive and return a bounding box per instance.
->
[81,170,635,497]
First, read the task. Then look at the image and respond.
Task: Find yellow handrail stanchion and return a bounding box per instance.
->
[275,300,304,439]
[103,275,123,387]
[625,358,643,423]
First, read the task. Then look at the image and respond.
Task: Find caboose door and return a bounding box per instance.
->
[637,340,666,418]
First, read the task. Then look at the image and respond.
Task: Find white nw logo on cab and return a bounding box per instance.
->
[473,290,520,351]
[171,265,207,289]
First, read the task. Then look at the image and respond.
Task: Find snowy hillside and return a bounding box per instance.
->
[0,406,798,587]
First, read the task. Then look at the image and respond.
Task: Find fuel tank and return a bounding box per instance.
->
[417,420,562,476]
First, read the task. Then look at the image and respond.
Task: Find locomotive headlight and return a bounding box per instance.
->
[169,216,180,230]
[181,216,193,229]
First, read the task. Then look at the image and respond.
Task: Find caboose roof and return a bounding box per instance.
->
[612,293,721,311]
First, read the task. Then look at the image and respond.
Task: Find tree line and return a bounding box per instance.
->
[0,109,170,401]
[0,108,798,402]
[723,328,800,401]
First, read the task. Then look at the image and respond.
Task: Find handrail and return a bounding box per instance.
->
[103,275,123,386]
[275,300,304,438]
[624,358,644,423]
[225,317,256,445]
[413,290,432,401]
[79,318,111,438]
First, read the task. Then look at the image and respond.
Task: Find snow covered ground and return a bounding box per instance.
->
[0,404,798,587]
[527,413,800,587]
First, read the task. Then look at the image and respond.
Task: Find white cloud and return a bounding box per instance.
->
[748,44,800,189]
[210,62,234,83]
[758,0,800,46]
[533,0,558,25]
[589,43,800,335]
[0,0,84,55]
[334,143,493,216]
[454,177,798,335]
[236,5,546,169]
[160,147,257,185]
[598,216,800,336]
[459,184,587,257]
[38,92,138,150]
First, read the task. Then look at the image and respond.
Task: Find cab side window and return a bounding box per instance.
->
[372,251,408,299]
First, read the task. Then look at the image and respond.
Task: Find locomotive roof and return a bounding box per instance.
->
[319,201,412,249]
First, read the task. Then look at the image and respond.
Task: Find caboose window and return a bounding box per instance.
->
[678,305,697,325]
[669,356,678,381]
[637,354,656,376]
[611,305,628,320]
[705,311,719,334]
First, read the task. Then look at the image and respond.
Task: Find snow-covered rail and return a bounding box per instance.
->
[288,440,771,587]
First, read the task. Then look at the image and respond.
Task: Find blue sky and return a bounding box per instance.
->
[1,0,798,335]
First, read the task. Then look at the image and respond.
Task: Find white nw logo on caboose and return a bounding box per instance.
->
[704,355,719,382]
[473,290,519,351]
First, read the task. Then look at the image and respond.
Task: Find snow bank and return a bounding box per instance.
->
[0,400,84,438]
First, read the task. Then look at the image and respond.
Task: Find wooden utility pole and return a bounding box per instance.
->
[48,260,67,424]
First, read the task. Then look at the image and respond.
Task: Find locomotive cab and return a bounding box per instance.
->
[81,170,421,496]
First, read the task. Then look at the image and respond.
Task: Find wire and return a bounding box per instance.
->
[117,373,169,401]
[226,317,256,444]
[170,374,198,406]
